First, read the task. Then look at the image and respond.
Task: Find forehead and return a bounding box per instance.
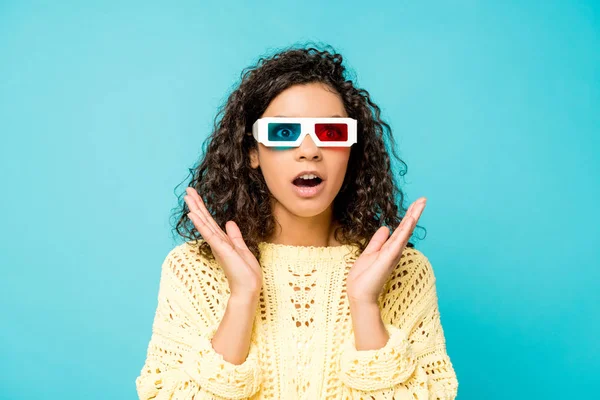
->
[262,83,347,118]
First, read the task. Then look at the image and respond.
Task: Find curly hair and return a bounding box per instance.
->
[170,41,426,263]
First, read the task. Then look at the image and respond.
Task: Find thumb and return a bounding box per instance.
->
[363,226,390,255]
[225,221,249,250]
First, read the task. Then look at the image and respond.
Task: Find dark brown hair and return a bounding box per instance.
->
[170,42,426,262]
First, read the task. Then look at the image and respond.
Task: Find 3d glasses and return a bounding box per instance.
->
[252,117,357,147]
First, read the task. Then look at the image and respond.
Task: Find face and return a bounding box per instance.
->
[249,82,352,220]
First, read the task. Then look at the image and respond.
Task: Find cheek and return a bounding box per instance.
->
[329,151,351,178]
[259,152,289,186]
[328,169,348,191]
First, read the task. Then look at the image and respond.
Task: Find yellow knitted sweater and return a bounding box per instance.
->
[135,240,458,399]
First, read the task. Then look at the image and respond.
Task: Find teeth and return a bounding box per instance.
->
[297,174,319,180]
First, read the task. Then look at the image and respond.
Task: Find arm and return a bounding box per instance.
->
[338,250,458,399]
[135,247,263,400]
[212,295,260,365]
[348,300,389,350]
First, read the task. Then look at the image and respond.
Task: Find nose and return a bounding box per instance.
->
[295,133,321,159]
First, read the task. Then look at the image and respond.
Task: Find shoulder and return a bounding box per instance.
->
[400,247,436,281]
[379,247,440,326]
[153,241,229,326]
[159,240,226,292]
[382,247,437,297]
[163,239,219,269]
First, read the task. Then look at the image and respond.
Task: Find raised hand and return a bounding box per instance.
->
[346,197,427,305]
[184,187,263,301]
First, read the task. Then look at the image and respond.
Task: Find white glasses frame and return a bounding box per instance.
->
[251,117,358,147]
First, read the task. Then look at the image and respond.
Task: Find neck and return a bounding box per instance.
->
[266,203,342,247]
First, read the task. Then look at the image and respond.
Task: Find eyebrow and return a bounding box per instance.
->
[274,115,343,118]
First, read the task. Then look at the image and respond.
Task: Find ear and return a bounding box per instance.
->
[249,146,259,169]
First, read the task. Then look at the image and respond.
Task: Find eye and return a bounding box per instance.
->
[314,122,348,143]
[276,127,294,138]
[268,122,301,141]
[323,125,341,138]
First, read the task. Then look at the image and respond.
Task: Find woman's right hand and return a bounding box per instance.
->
[184,187,263,301]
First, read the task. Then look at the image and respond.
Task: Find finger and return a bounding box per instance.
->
[383,215,412,253]
[186,196,227,246]
[362,226,390,255]
[188,212,237,259]
[397,200,425,246]
[185,197,216,239]
[184,194,218,238]
[379,217,415,268]
[394,198,426,239]
[387,200,417,243]
[194,195,231,242]
[186,188,227,242]
[187,210,220,244]
[400,201,417,229]
[184,188,202,214]
[380,198,426,265]
[185,187,207,215]
[383,198,422,254]
[409,198,427,221]
[407,199,426,234]
[399,205,421,241]
[225,221,249,250]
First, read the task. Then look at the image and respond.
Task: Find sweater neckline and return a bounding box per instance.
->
[257,241,358,263]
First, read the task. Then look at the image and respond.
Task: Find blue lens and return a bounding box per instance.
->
[268,123,301,142]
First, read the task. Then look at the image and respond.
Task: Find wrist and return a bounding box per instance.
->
[349,298,380,316]
[348,295,378,308]
[229,292,260,306]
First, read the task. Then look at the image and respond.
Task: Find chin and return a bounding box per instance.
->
[292,199,334,217]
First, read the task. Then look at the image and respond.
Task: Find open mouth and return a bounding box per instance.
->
[292,177,323,188]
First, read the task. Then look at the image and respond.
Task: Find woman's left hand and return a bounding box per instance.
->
[346,197,427,305]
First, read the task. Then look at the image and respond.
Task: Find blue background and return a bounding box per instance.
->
[1,1,598,399]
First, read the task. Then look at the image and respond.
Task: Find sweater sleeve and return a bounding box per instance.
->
[135,245,263,400]
[338,250,458,399]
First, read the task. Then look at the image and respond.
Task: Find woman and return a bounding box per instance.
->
[135,43,458,399]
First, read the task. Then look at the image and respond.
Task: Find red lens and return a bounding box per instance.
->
[314,123,348,142]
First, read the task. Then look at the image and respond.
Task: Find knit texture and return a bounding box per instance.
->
[135,240,458,399]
